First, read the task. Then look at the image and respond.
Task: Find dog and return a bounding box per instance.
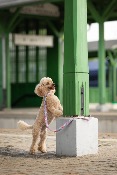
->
[17,77,63,154]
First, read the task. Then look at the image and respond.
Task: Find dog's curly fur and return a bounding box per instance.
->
[17,77,63,154]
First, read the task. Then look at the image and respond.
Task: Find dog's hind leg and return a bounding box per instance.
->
[38,127,47,153]
[30,126,40,154]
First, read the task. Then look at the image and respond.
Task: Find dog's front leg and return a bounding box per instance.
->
[48,106,63,117]
[59,105,63,112]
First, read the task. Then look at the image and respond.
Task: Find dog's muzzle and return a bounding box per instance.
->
[48,83,55,90]
[53,83,55,87]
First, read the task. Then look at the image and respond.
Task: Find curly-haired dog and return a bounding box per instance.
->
[17,77,63,154]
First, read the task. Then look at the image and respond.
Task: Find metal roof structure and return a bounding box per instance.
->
[87,0,117,23]
[0,0,117,54]
[0,0,117,23]
[0,0,43,9]
[88,40,117,52]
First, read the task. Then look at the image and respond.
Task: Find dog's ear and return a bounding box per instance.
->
[34,84,43,97]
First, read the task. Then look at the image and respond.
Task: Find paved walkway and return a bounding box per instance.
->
[0,129,117,175]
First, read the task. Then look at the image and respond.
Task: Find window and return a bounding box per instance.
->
[10,28,47,83]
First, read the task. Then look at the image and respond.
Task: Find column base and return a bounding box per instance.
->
[96,104,111,112]
[56,117,98,157]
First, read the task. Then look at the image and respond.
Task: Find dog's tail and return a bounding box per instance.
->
[17,120,33,130]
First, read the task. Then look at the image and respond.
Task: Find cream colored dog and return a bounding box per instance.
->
[17,77,63,154]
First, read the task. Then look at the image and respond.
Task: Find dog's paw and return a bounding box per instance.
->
[29,148,36,154]
[38,146,47,153]
[59,106,63,111]
[55,110,63,117]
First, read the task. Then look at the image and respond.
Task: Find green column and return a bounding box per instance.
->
[98,21,106,104]
[109,64,113,102]
[47,21,63,104]
[36,23,39,82]
[26,23,29,83]
[58,37,63,105]
[26,46,29,82]
[47,33,59,96]
[63,0,89,116]
[113,65,117,103]
[6,33,11,108]
[15,28,19,83]
[0,33,3,108]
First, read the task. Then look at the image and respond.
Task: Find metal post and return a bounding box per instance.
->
[98,20,106,104]
[47,29,59,96]
[56,0,98,157]
[58,37,63,104]
[16,46,19,83]
[113,65,117,102]
[63,0,89,116]
[36,22,39,82]
[109,65,113,102]
[0,33,3,109]
[26,22,29,83]
[6,33,11,108]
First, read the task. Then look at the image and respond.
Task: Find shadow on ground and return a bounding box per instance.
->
[0,146,56,159]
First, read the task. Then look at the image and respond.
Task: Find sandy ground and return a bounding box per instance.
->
[0,129,117,175]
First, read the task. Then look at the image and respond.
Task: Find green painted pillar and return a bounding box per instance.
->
[47,32,59,97]
[15,28,19,83]
[0,33,3,108]
[47,22,63,104]
[6,33,11,108]
[26,46,29,82]
[26,23,29,83]
[16,46,19,83]
[36,24,39,82]
[63,0,89,116]
[58,37,63,105]
[113,65,117,103]
[109,64,113,102]
[98,20,106,104]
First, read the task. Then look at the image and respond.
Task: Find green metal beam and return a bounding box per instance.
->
[58,37,63,105]
[107,51,114,66]
[47,29,59,97]
[98,20,106,104]
[47,20,60,38]
[36,22,39,82]
[6,33,11,108]
[25,22,29,83]
[0,34,3,108]
[63,0,89,116]
[10,17,23,32]
[102,0,117,20]
[113,65,117,102]
[87,0,101,22]
[7,8,21,32]
[46,20,63,103]
[107,50,117,102]
[16,46,19,83]
[0,20,11,108]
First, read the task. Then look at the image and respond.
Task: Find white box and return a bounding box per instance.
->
[56,117,98,156]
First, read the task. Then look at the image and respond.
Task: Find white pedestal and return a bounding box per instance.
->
[96,104,111,112]
[56,117,98,157]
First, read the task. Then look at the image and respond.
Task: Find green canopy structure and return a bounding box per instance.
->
[0,0,117,115]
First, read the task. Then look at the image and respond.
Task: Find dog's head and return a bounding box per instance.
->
[34,77,55,97]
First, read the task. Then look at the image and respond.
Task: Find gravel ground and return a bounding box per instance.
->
[0,129,117,175]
